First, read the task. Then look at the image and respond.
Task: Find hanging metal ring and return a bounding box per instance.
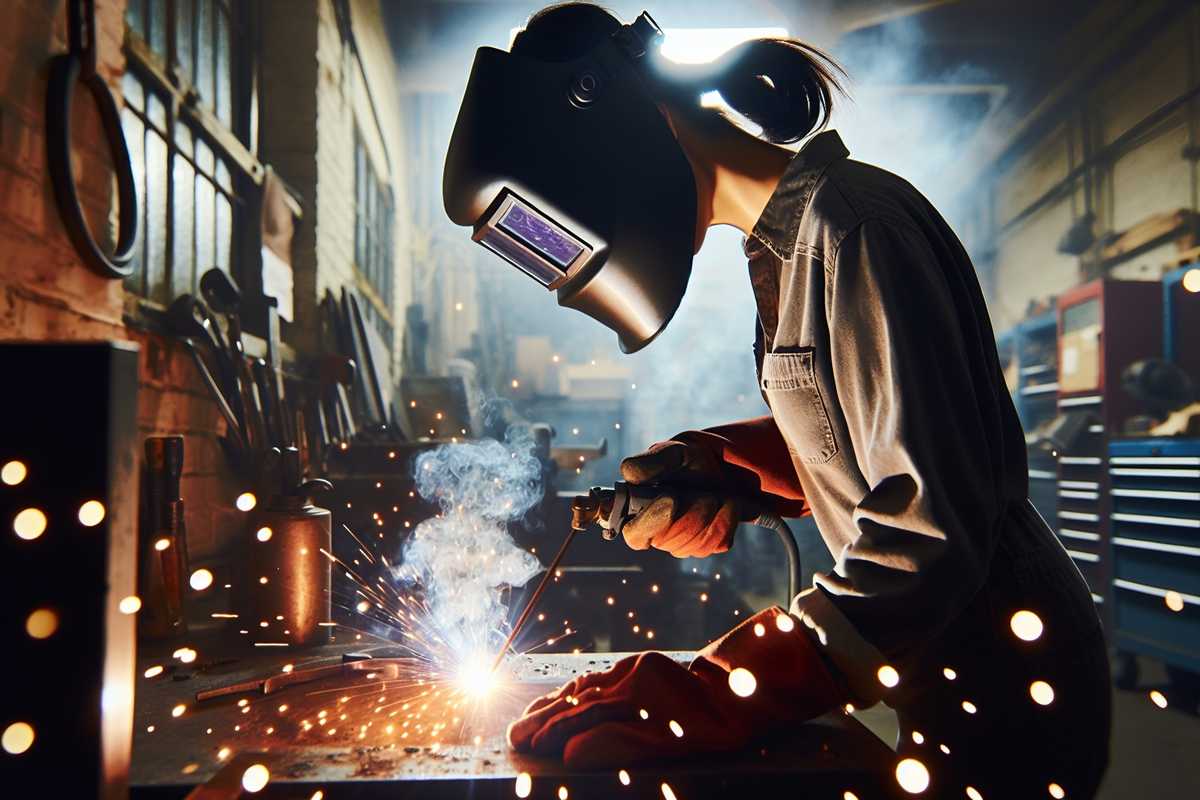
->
[45,0,140,279]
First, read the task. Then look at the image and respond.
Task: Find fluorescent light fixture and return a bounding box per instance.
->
[507,26,788,65]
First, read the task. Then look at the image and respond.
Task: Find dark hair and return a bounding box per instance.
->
[512,3,845,145]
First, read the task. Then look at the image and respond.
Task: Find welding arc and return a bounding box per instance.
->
[492,527,579,672]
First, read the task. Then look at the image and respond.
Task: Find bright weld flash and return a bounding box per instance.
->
[456,653,499,699]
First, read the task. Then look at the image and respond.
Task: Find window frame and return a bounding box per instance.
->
[352,126,396,348]
[121,0,266,309]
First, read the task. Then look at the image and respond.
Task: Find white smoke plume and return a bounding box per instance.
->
[394,425,543,661]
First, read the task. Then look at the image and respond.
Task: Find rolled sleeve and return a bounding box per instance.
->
[806,219,1006,679]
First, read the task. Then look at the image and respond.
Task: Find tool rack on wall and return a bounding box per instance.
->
[1055,279,1163,626]
[997,309,1060,529]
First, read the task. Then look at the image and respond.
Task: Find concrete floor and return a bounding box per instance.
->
[850,656,1200,797]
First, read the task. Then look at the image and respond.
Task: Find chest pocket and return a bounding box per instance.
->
[760,350,838,465]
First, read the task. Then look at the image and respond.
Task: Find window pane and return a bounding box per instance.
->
[126,0,146,41]
[145,127,170,304]
[215,192,232,275]
[147,91,167,135]
[149,0,167,56]
[176,0,195,82]
[173,125,196,297]
[196,174,216,279]
[121,71,145,111]
[120,106,147,296]
[196,0,215,108]
[215,5,232,128]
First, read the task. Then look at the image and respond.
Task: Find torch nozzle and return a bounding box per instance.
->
[570,487,616,531]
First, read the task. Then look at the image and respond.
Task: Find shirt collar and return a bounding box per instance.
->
[745,130,850,260]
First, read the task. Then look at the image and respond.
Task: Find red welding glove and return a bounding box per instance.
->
[620,416,808,558]
[506,607,844,769]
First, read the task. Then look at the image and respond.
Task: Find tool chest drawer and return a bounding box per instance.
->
[1113,580,1200,670]
[1109,437,1200,673]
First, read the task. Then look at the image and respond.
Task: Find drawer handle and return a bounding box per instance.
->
[1113,537,1200,558]
[1112,512,1200,529]
[1114,578,1199,607]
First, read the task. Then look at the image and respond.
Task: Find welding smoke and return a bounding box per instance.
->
[395,425,543,660]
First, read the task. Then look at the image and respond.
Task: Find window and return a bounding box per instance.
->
[354,129,395,345]
[122,0,256,301]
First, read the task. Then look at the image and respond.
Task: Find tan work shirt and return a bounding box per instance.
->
[746,130,1056,703]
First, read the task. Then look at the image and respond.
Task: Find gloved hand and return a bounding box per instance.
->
[619,418,808,558]
[619,438,747,557]
[506,607,843,769]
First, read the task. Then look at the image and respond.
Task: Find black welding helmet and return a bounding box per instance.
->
[443,11,698,353]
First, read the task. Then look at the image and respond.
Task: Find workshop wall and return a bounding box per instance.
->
[0,0,415,565]
[983,1,1200,328]
[0,0,242,564]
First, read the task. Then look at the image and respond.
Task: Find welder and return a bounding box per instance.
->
[443,5,1110,797]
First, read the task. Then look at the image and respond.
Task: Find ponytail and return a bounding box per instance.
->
[654,38,845,145]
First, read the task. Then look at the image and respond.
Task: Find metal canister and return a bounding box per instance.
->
[247,496,332,646]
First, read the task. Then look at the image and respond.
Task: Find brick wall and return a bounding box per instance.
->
[0,0,242,565]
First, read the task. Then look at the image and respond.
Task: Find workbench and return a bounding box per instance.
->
[131,639,897,798]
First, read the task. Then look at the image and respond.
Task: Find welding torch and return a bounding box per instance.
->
[493,482,803,670]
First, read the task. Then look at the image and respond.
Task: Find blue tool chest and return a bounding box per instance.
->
[1109,437,1200,674]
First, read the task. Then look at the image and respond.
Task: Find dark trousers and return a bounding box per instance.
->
[891,501,1112,799]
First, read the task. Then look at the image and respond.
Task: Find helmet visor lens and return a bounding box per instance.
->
[474,190,592,288]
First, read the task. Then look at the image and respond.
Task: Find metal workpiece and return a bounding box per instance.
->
[246,502,333,647]
[131,646,892,797]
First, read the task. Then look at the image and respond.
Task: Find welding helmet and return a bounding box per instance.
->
[443,12,697,353]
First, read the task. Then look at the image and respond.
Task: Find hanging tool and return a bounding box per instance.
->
[492,483,804,671]
[46,0,139,279]
[200,269,257,444]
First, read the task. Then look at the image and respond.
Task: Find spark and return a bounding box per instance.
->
[257,527,273,542]
[943,667,957,680]
[25,608,57,639]
[911,730,924,744]
[1048,783,1065,799]
[775,613,796,632]
[144,665,164,678]
[895,757,930,794]
[877,665,900,688]
[515,773,532,798]
[661,783,677,800]
[844,793,859,800]
[236,492,257,511]
[1030,680,1055,705]
[78,500,106,526]
[13,508,47,540]
[753,623,765,637]
[241,764,270,793]
[118,596,142,615]
[1150,690,1168,709]
[639,708,649,719]
[217,746,231,760]
[939,744,950,755]
[2,722,34,755]
[961,700,977,714]
[154,538,171,551]
[728,667,757,697]
[1010,610,1043,642]
[967,788,983,800]
[1,460,27,485]
[190,569,214,591]
[171,704,186,718]
[668,720,683,737]
[619,769,631,785]
[1165,591,1184,612]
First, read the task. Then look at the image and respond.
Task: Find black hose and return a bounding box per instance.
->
[750,512,803,606]
[46,0,139,279]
